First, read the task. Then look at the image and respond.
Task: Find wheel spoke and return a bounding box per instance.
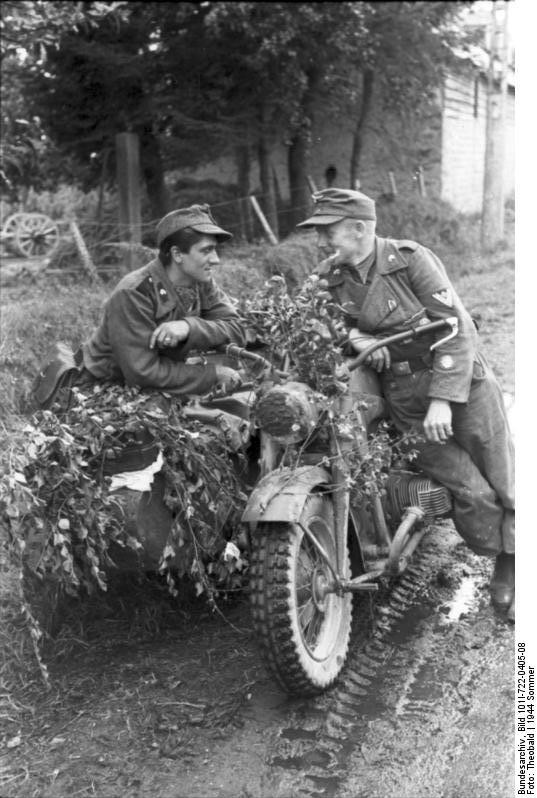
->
[298,598,315,630]
[304,607,323,648]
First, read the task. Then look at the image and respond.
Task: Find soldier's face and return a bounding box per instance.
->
[316,219,363,264]
[173,234,220,284]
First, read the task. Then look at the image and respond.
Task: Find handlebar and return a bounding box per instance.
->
[346,317,459,372]
[224,343,273,370]
[224,343,289,380]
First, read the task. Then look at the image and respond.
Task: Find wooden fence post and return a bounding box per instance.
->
[388,171,398,197]
[306,175,318,194]
[70,219,102,284]
[415,165,427,198]
[249,195,278,245]
[116,132,142,270]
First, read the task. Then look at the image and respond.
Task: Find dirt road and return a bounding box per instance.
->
[0,523,514,798]
[0,261,516,798]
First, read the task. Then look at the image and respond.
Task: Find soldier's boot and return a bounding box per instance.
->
[489,551,515,611]
[506,595,515,624]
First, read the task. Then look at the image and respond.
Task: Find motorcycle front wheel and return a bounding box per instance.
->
[249,493,352,695]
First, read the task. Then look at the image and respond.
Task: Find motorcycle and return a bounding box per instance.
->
[242,315,460,695]
[37,315,458,696]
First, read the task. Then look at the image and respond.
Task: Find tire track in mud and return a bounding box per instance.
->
[264,524,500,798]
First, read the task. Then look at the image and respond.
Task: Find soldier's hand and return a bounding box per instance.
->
[214,365,242,393]
[348,330,391,373]
[423,399,453,444]
[150,320,190,350]
[366,346,391,373]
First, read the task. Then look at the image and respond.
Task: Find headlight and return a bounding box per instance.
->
[256,381,320,443]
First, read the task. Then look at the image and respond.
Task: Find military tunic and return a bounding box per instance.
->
[320,236,514,557]
[81,257,245,396]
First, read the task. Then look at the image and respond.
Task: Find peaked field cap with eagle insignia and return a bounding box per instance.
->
[156,204,232,247]
[296,188,377,228]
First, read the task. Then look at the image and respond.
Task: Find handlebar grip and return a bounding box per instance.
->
[224,344,272,369]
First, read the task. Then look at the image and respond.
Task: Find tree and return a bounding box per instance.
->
[0,1,127,60]
[201,2,371,229]
[0,1,128,202]
[3,1,476,232]
[18,3,175,219]
[345,2,471,189]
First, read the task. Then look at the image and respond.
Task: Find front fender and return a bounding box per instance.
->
[242,465,331,527]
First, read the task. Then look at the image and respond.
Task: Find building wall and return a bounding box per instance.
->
[184,89,443,208]
[441,73,515,213]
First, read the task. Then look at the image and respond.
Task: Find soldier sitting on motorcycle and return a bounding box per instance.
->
[77,204,245,396]
[296,188,515,621]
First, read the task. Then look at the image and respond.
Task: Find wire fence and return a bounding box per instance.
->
[0,172,433,277]
[43,192,322,274]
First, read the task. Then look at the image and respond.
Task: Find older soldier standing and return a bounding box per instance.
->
[79,204,244,396]
[296,188,515,620]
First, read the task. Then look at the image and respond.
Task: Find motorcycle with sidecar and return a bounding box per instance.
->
[106,314,459,696]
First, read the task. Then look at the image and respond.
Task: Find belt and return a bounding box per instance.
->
[387,355,432,376]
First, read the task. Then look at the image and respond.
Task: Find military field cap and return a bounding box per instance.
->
[296,188,376,228]
[156,204,232,246]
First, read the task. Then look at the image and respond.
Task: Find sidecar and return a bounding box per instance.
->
[102,351,261,572]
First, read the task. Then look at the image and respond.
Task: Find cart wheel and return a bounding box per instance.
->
[13,213,60,259]
[1,213,25,252]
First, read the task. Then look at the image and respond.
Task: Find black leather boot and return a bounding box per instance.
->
[506,595,515,623]
[489,552,515,610]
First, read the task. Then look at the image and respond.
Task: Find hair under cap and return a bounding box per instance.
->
[156,204,232,246]
[296,188,376,228]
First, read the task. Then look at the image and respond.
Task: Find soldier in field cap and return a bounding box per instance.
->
[297,187,516,621]
[78,204,245,396]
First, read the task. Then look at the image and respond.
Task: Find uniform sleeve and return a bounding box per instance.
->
[406,245,478,403]
[183,280,246,351]
[107,288,218,395]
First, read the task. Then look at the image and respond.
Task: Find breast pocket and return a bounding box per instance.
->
[361,288,408,332]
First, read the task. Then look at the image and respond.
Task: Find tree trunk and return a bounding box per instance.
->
[287,68,321,229]
[139,126,170,222]
[350,68,374,190]
[235,142,254,241]
[95,146,111,228]
[257,128,279,240]
[288,132,311,231]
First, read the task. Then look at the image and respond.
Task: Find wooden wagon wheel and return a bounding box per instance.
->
[1,213,25,250]
[11,212,60,259]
